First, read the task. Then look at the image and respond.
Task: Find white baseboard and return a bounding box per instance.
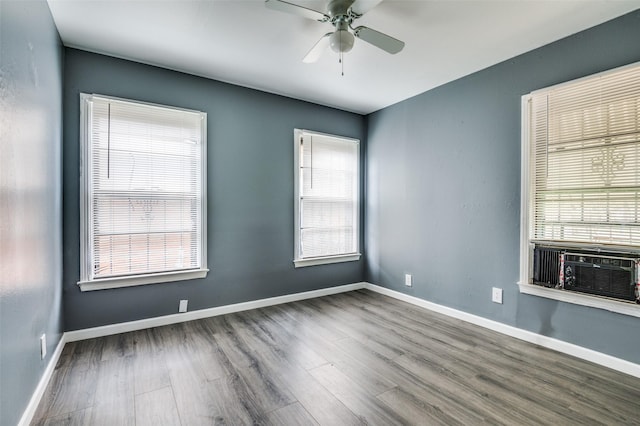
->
[18,333,67,426]
[65,282,366,342]
[364,282,640,379]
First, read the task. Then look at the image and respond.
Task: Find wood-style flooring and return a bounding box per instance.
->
[32,290,640,425]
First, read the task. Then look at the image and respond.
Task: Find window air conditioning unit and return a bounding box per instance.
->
[533,246,640,303]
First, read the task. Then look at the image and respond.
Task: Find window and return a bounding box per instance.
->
[519,62,640,316]
[79,94,207,291]
[294,129,361,267]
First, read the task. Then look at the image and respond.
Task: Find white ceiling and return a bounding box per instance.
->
[47,0,640,114]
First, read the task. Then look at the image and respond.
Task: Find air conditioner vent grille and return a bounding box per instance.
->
[533,247,561,287]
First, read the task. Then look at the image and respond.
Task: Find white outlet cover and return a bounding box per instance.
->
[40,334,47,359]
[179,299,188,313]
[492,287,503,304]
[405,274,412,287]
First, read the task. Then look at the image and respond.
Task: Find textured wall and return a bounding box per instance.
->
[0,1,64,425]
[62,49,366,331]
[366,10,640,363]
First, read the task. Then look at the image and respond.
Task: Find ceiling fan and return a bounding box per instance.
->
[265,0,405,63]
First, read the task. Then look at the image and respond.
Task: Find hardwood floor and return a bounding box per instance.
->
[32,290,640,425]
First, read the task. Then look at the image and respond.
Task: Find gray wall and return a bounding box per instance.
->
[366,9,640,364]
[0,1,64,425]
[63,49,366,331]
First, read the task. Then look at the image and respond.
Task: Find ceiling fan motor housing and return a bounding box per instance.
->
[327,0,356,18]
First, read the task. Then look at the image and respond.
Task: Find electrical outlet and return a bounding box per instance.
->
[492,287,503,304]
[405,274,412,287]
[40,334,47,359]
[179,299,188,313]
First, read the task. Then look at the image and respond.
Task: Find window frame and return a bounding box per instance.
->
[78,93,208,291]
[293,128,361,268]
[518,63,640,318]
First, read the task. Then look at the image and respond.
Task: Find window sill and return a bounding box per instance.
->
[294,253,361,268]
[518,282,640,318]
[78,269,209,292]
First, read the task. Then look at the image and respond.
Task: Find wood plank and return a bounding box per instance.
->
[164,331,227,426]
[200,315,258,370]
[236,308,328,370]
[266,402,319,426]
[259,304,398,396]
[234,361,296,413]
[201,314,298,414]
[270,302,347,342]
[308,363,406,425]
[132,351,171,396]
[34,360,98,419]
[168,369,225,425]
[34,408,92,426]
[394,353,559,425]
[87,357,135,426]
[377,387,464,426]
[255,346,365,426]
[100,332,136,362]
[68,338,105,366]
[135,387,182,426]
[330,338,506,425]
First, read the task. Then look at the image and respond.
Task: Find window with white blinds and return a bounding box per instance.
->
[79,94,207,290]
[294,129,360,267]
[527,63,640,249]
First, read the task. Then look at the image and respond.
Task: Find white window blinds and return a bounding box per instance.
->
[80,94,206,285]
[529,63,640,248]
[296,130,359,260]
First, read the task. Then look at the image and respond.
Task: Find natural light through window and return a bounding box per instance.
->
[529,67,640,247]
[79,94,208,290]
[294,129,360,267]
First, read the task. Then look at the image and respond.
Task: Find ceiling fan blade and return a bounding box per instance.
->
[353,26,404,54]
[265,0,329,22]
[303,32,332,63]
[349,0,385,16]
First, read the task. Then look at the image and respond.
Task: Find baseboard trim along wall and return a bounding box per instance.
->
[65,282,367,342]
[18,334,67,426]
[364,283,640,379]
[21,280,640,425]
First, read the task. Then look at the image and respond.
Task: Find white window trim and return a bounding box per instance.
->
[518,282,640,318]
[518,69,640,317]
[293,129,361,268]
[78,269,209,292]
[294,254,361,268]
[78,93,208,291]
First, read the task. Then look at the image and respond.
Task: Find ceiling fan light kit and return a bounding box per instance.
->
[265,0,404,63]
[330,21,354,53]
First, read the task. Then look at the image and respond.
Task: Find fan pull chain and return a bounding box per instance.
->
[339,52,344,76]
